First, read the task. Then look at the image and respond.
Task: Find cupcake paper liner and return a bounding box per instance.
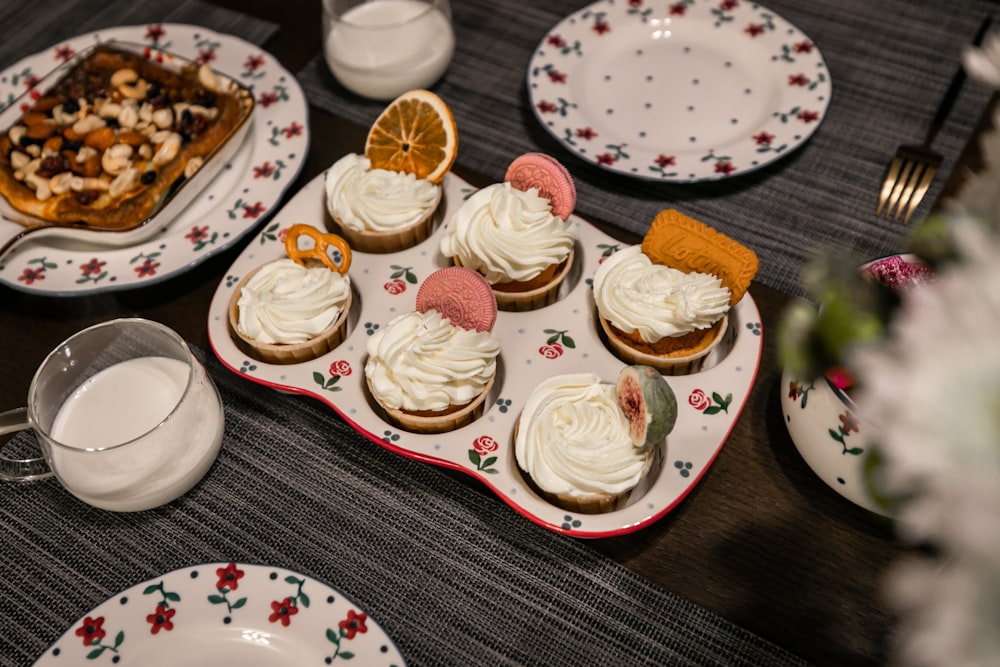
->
[599,314,729,376]
[367,374,495,434]
[330,188,441,254]
[455,248,574,312]
[229,267,353,365]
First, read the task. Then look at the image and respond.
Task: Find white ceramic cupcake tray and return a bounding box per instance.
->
[207,171,763,538]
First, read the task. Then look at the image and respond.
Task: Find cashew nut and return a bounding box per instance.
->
[8,125,25,146]
[184,157,204,179]
[108,167,139,199]
[75,146,99,163]
[52,104,79,126]
[110,68,138,88]
[9,151,30,171]
[72,114,105,136]
[69,176,108,192]
[119,79,150,100]
[117,104,138,129]
[152,132,181,166]
[25,172,51,200]
[197,64,218,91]
[101,143,133,176]
[97,100,123,119]
[49,172,74,195]
[152,107,173,129]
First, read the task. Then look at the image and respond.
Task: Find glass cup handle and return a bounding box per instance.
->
[0,407,53,481]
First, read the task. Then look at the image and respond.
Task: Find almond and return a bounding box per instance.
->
[25,123,56,140]
[43,136,64,153]
[116,130,146,147]
[83,126,115,151]
[21,112,50,127]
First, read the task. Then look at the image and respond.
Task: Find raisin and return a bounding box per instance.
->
[192,89,216,108]
[177,109,209,142]
[62,99,80,114]
[63,139,83,152]
[36,154,71,178]
[75,189,100,205]
[141,170,156,184]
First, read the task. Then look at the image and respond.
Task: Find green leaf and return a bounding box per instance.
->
[114,630,124,648]
[561,335,576,348]
[87,648,106,659]
[485,469,499,475]
[326,628,340,644]
[299,592,310,608]
[468,450,481,466]
[285,576,300,585]
[341,651,355,659]
[704,406,721,415]
[313,372,325,386]
[232,598,247,609]
[482,456,497,468]
[547,334,560,344]
[208,594,226,604]
[801,393,809,409]
[405,272,417,284]
[846,447,865,456]
[828,428,843,443]
[165,592,181,601]
[143,584,160,595]
[712,392,725,404]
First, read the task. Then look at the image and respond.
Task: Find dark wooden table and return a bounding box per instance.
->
[1,1,950,664]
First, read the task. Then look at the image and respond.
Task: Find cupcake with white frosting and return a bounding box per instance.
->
[365,308,500,433]
[229,225,353,365]
[514,372,660,514]
[440,153,578,311]
[593,245,730,375]
[325,153,442,253]
[439,181,575,311]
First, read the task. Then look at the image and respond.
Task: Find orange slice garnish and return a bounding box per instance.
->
[364,89,457,184]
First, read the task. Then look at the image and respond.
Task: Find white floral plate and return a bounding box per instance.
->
[0,24,308,296]
[206,172,764,538]
[34,563,406,666]
[527,0,831,182]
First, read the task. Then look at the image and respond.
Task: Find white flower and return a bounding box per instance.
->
[963,33,1000,88]
[853,221,1000,667]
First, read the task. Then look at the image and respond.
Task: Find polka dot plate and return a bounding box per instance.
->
[34,563,406,665]
[527,0,832,182]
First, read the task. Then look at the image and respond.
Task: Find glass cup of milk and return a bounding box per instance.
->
[322,0,455,100]
[0,318,224,512]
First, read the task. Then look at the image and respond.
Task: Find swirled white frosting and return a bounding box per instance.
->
[593,245,730,342]
[365,309,500,412]
[325,153,440,232]
[237,258,351,345]
[515,373,650,497]
[439,182,575,284]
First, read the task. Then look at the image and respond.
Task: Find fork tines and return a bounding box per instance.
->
[875,145,941,224]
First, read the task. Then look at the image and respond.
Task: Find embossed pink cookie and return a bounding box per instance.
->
[504,152,576,220]
[416,267,498,332]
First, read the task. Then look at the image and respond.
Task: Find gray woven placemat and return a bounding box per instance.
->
[297,0,998,297]
[0,349,810,667]
[0,0,278,71]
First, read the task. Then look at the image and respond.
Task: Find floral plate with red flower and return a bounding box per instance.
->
[527,0,832,182]
[0,24,308,296]
[206,171,764,538]
[34,562,406,666]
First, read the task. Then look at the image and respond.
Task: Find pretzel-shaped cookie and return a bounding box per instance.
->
[284,224,352,274]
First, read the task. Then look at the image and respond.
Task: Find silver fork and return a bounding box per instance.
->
[876,16,992,224]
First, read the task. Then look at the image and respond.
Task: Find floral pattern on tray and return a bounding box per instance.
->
[527,0,832,182]
[0,24,308,295]
[35,563,406,665]
[207,171,764,538]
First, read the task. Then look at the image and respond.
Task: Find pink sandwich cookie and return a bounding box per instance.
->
[365,267,501,434]
[439,152,578,311]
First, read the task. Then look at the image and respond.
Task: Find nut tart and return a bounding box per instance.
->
[0,42,253,231]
